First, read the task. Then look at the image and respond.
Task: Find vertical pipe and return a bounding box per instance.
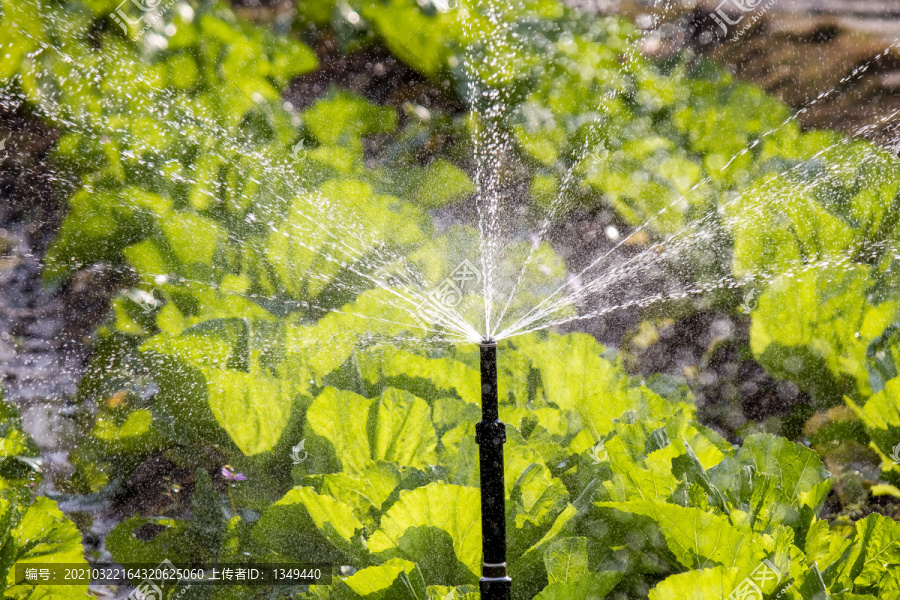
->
[477,340,511,600]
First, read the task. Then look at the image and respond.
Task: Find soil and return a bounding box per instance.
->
[615,0,900,146]
[0,109,114,449]
[0,108,123,596]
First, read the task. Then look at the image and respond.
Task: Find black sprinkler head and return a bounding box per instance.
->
[476,339,510,600]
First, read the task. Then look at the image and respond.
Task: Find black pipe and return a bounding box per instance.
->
[476,339,511,600]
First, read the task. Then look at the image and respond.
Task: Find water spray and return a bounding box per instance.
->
[477,338,511,600]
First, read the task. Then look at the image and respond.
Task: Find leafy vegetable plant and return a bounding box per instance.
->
[0,392,89,599]
[4,0,900,599]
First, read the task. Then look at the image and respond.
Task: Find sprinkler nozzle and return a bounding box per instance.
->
[479,337,496,347]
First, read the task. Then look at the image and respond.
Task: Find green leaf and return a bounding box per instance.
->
[342,559,426,600]
[368,482,481,584]
[189,468,225,553]
[848,376,900,461]
[306,387,373,475]
[105,516,195,566]
[671,437,729,512]
[159,213,225,267]
[202,367,294,456]
[802,563,830,600]
[10,497,86,564]
[91,408,159,453]
[533,572,622,600]
[727,175,855,278]
[709,434,831,534]
[432,397,481,432]
[304,88,398,148]
[738,434,831,509]
[269,35,318,84]
[597,500,765,570]
[320,463,402,525]
[141,324,297,456]
[425,585,480,600]
[364,350,480,406]
[0,397,41,485]
[647,566,743,600]
[0,397,87,598]
[253,487,364,563]
[837,513,900,589]
[266,179,425,301]
[543,537,588,584]
[427,585,481,600]
[438,423,479,488]
[357,0,463,78]
[510,503,583,600]
[519,333,666,440]
[603,434,679,502]
[0,498,14,589]
[371,388,438,469]
[805,518,852,580]
[141,349,231,451]
[286,290,427,382]
[508,462,570,558]
[43,187,173,284]
[414,160,475,208]
[750,265,898,405]
[306,386,438,474]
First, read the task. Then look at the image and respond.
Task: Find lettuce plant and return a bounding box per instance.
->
[0,393,90,599]
[85,330,900,599]
[4,1,900,599]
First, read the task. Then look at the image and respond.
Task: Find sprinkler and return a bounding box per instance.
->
[477,339,511,600]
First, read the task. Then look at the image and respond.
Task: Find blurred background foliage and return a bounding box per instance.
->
[3,0,900,598]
